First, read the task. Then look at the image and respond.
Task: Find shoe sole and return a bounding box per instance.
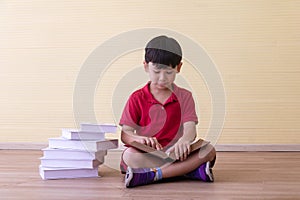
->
[125,167,133,188]
[205,161,214,182]
[210,156,216,168]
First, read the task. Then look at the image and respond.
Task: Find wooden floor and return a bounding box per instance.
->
[0,150,299,200]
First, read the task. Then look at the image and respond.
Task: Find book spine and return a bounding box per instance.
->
[80,124,117,133]
[61,129,105,140]
[40,158,102,169]
[39,165,99,180]
[42,149,107,160]
[48,139,89,151]
[48,138,118,152]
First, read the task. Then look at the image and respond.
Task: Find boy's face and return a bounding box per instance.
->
[144,61,182,91]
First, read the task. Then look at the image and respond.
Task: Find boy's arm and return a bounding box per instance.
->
[166,121,197,161]
[121,125,163,150]
[179,121,197,143]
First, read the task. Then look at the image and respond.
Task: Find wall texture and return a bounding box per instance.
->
[0,0,299,144]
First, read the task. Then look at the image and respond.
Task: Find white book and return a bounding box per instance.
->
[80,123,117,133]
[42,148,107,161]
[39,165,99,180]
[61,128,105,140]
[48,137,118,152]
[40,157,103,169]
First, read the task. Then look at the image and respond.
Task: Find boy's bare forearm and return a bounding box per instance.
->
[121,125,162,150]
[120,127,148,145]
[178,121,197,143]
[121,129,136,145]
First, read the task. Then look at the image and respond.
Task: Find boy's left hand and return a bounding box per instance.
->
[166,140,191,161]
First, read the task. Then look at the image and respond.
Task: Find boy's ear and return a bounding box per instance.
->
[143,61,149,72]
[176,62,183,73]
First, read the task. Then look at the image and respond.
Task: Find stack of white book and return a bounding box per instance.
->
[39,123,118,180]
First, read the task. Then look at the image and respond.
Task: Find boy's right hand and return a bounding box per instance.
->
[137,136,163,150]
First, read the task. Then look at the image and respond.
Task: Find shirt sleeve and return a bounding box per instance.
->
[119,93,141,130]
[180,92,198,124]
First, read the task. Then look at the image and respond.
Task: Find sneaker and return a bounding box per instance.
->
[125,167,156,188]
[185,161,214,182]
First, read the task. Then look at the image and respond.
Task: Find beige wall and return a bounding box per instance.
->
[1,1,299,144]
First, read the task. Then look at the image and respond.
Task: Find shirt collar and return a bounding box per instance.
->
[142,82,178,105]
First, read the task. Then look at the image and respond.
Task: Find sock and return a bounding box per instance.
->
[152,167,163,181]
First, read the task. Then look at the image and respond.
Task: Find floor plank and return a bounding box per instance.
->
[0,150,299,200]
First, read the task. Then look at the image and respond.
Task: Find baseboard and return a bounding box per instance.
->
[0,143,48,150]
[0,142,300,151]
[215,144,300,152]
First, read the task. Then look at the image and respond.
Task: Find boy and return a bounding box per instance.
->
[119,35,216,188]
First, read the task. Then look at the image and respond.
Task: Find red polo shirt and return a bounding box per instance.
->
[119,82,198,148]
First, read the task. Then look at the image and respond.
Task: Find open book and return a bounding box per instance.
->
[129,139,210,162]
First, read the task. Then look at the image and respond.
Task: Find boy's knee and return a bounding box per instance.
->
[207,144,216,160]
[207,144,216,154]
[122,147,166,168]
[197,143,216,160]
[122,147,140,165]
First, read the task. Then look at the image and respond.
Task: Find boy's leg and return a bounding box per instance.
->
[125,167,163,188]
[120,148,129,174]
[160,144,216,178]
[124,144,216,187]
[122,147,167,168]
[184,157,216,182]
[122,147,166,188]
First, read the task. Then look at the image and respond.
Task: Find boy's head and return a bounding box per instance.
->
[145,35,182,69]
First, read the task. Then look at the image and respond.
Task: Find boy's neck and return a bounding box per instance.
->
[149,82,174,104]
